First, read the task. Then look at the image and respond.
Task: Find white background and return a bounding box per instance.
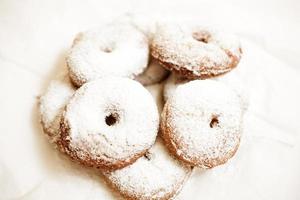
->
[0,0,300,199]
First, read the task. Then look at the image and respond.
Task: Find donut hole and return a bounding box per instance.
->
[102,46,114,53]
[105,113,119,126]
[192,31,211,43]
[144,151,153,161]
[209,116,219,128]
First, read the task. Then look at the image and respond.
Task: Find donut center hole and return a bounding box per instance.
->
[192,31,211,43]
[144,151,153,161]
[209,116,219,128]
[102,46,114,53]
[105,113,119,126]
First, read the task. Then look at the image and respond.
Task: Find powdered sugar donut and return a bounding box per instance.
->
[103,138,192,200]
[151,24,242,79]
[161,80,244,168]
[67,22,149,87]
[39,74,75,143]
[60,77,159,170]
[164,73,249,111]
[135,59,169,86]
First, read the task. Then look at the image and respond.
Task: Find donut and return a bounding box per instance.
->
[103,138,193,200]
[151,24,242,79]
[160,80,244,168]
[39,73,75,143]
[67,22,149,87]
[135,59,169,86]
[60,77,159,170]
[164,73,249,111]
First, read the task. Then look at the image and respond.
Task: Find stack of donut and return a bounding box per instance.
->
[39,19,246,200]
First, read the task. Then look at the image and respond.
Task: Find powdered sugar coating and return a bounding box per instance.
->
[60,77,159,170]
[164,73,249,111]
[163,74,189,102]
[39,74,75,143]
[161,80,243,168]
[135,59,169,86]
[151,23,242,79]
[67,22,149,87]
[103,138,192,200]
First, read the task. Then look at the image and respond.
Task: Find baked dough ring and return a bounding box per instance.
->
[67,22,149,87]
[103,138,193,200]
[161,80,243,168]
[60,77,159,170]
[151,24,242,79]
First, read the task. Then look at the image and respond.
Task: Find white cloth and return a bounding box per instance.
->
[0,0,300,199]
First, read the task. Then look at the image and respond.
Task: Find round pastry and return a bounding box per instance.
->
[103,138,193,200]
[67,22,149,87]
[135,59,169,86]
[60,77,159,170]
[39,73,75,143]
[151,24,242,79]
[163,73,249,111]
[161,80,244,168]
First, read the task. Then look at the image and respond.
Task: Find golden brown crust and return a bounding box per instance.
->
[151,46,242,80]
